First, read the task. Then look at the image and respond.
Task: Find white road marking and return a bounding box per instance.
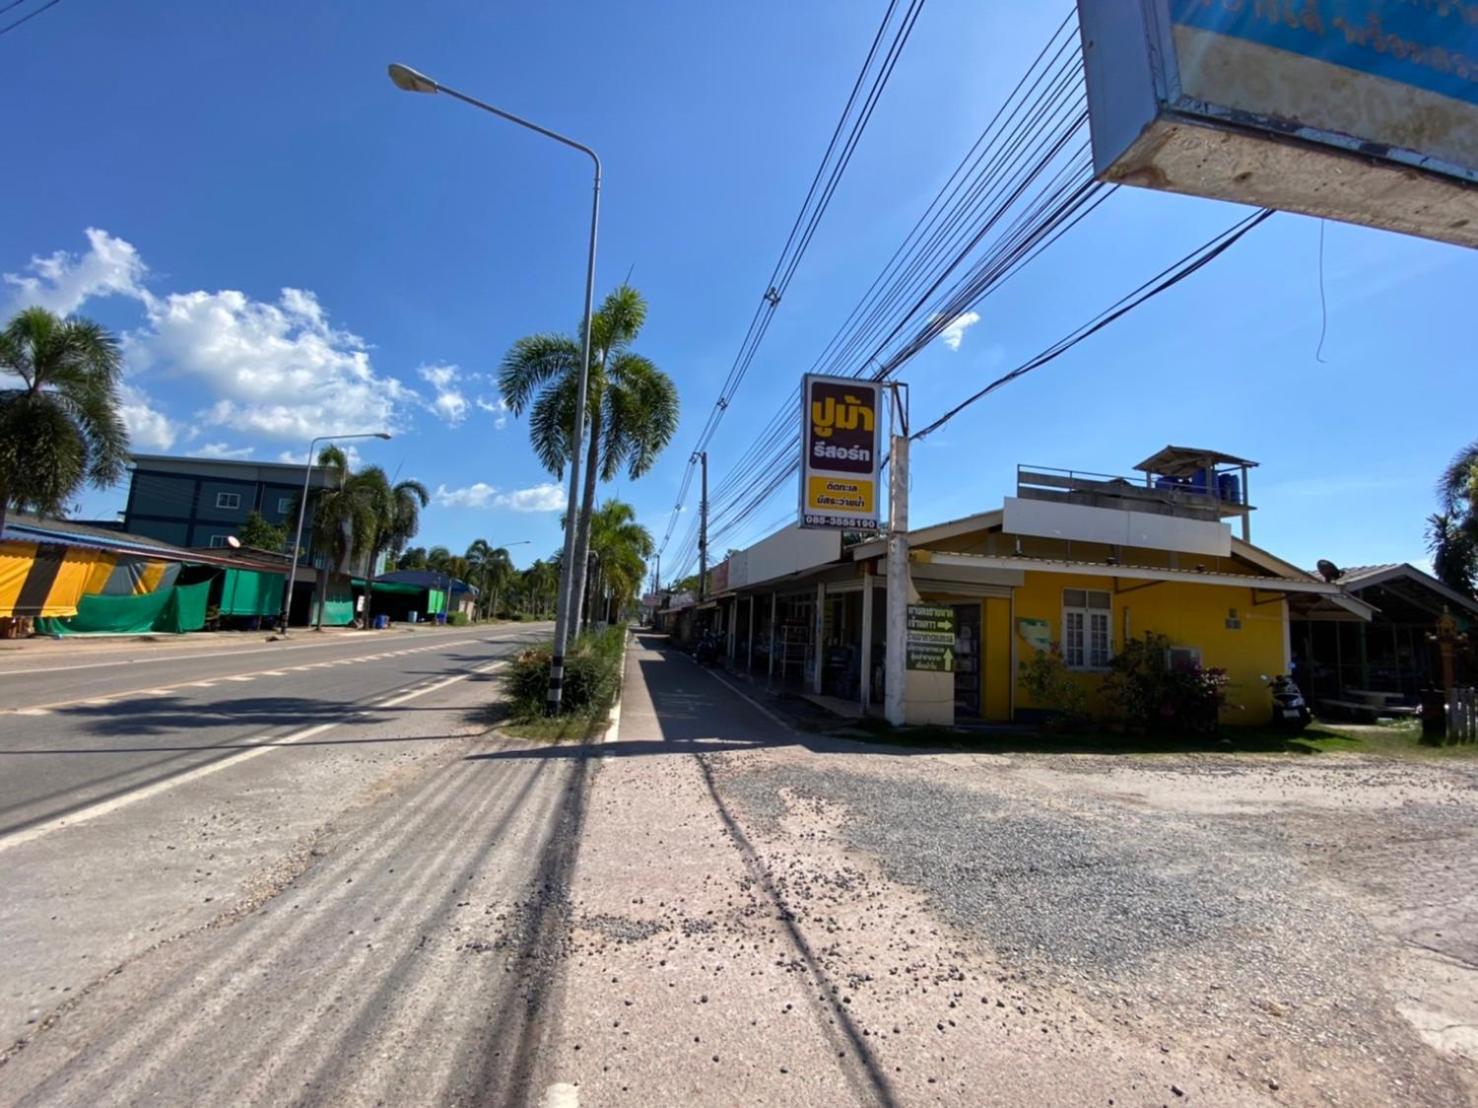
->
[0,656,511,851]
[16,708,50,716]
[225,675,255,683]
[0,623,519,678]
[541,1083,580,1108]
[190,681,217,688]
[0,722,337,855]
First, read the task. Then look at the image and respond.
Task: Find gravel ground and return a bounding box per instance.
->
[541,635,1478,1106]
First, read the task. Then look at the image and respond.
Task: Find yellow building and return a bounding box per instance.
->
[707,448,1371,728]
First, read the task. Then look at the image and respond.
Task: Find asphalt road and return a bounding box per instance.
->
[0,621,593,1106]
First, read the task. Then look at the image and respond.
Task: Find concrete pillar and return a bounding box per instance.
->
[860,578,874,710]
[813,581,826,695]
[747,594,756,671]
[768,592,778,680]
[885,433,909,726]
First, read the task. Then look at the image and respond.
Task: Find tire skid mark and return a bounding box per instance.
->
[298,761,565,1106]
[204,761,548,1104]
[8,759,484,1106]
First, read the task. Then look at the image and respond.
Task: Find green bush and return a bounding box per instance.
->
[1103,632,1227,736]
[504,626,625,718]
[1017,644,1087,730]
[449,611,471,626]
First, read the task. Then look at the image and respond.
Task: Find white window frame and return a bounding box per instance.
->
[277,496,293,514]
[209,534,230,548]
[1062,588,1112,670]
[215,491,242,510]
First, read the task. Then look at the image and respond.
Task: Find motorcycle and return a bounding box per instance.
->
[693,629,722,667]
[1266,674,1312,731]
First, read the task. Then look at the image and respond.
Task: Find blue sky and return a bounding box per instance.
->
[2,0,1471,574]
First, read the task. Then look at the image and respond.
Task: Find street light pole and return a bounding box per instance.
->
[278,431,391,637]
[388,63,600,716]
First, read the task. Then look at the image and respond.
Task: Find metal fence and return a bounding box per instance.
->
[1450,687,1478,743]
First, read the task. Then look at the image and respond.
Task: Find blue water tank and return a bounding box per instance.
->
[1217,472,1241,504]
[1155,475,1183,491]
[1188,468,1210,495]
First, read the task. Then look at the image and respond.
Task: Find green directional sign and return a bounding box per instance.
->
[906,604,955,672]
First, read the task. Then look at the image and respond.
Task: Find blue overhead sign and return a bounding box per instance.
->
[1170,0,1478,108]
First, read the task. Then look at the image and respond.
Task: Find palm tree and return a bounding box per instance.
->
[306,445,381,628]
[354,467,429,619]
[498,284,678,630]
[0,307,129,533]
[586,499,653,625]
[1433,441,1478,599]
[465,540,515,620]
[397,546,428,571]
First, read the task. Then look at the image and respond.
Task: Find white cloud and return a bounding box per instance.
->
[475,394,511,430]
[434,482,497,509]
[496,482,566,513]
[418,363,468,426]
[4,228,147,316]
[135,287,415,441]
[433,481,567,513]
[278,444,363,470]
[938,311,982,351]
[197,442,255,460]
[117,382,178,451]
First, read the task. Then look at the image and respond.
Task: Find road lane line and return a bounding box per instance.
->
[16,708,50,716]
[0,623,523,678]
[0,722,337,855]
[0,628,542,716]
[0,657,512,852]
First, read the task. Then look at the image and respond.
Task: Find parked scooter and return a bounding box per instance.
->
[1266,674,1312,731]
[694,629,722,667]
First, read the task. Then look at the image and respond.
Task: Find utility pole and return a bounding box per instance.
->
[698,451,709,602]
[885,385,909,727]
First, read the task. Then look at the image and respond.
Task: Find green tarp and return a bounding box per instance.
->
[428,588,446,615]
[218,568,285,617]
[319,598,355,626]
[36,579,211,635]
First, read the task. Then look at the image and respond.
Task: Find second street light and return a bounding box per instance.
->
[388,62,599,716]
[279,431,391,636]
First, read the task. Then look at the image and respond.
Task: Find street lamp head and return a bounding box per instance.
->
[388,63,438,94]
[375,432,392,440]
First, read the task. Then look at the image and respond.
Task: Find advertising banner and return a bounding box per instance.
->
[906,603,956,672]
[799,374,882,531]
[1076,0,1478,247]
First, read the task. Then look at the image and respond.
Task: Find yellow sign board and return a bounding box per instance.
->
[800,374,882,530]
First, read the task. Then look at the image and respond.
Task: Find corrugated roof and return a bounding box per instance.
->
[0,514,281,570]
[1335,562,1478,615]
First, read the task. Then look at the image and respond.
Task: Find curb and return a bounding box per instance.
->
[597,626,631,749]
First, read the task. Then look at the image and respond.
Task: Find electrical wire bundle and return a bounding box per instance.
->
[668,11,1099,578]
[654,0,927,572]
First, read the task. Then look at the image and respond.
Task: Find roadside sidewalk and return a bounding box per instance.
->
[542,633,1275,1106]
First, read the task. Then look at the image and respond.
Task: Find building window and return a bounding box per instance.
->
[1062,588,1111,669]
[277,496,293,514]
[216,492,242,510]
[209,534,230,548]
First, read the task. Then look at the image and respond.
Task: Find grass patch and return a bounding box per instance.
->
[495,626,625,743]
[820,716,1475,760]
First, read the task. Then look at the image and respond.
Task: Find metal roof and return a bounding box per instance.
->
[1133,445,1259,476]
[0,514,281,571]
[1335,562,1478,616]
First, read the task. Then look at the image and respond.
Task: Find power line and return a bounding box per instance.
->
[0,0,62,38]
[912,208,1276,441]
[656,0,927,561]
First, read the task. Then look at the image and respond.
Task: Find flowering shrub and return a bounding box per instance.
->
[1103,633,1227,736]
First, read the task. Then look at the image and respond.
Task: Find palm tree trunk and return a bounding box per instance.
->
[570,427,600,633]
